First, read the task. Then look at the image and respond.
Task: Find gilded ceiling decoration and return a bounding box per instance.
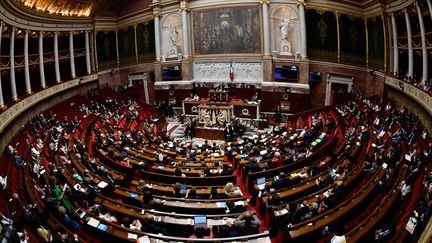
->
[12,0,144,17]
[11,0,395,18]
[14,0,94,17]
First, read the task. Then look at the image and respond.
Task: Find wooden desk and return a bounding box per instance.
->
[183,98,260,119]
[195,126,225,140]
[288,169,385,239]
[246,134,338,192]
[112,187,249,214]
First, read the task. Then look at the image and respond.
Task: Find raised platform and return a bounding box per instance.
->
[195,126,225,140]
[183,98,260,119]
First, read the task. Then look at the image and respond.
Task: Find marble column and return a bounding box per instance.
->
[54,32,61,82]
[0,22,5,109]
[391,13,398,75]
[180,1,190,58]
[24,30,31,94]
[416,3,428,84]
[39,32,46,88]
[69,32,76,78]
[427,0,432,22]
[261,0,270,57]
[298,0,307,59]
[154,11,162,61]
[90,31,96,72]
[10,27,17,101]
[85,31,91,74]
[404,9,413,78]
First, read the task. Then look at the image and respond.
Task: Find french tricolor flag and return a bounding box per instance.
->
[229,63,234,80]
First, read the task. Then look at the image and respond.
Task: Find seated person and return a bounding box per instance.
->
[233,211,261,235]
[172,182,186,198]
[174,168,186,177]
[141,190,161,209]
[220,164,234,176]
[214,224,237,238]
[244,158,261,174]
[186,187,201,199]
[250,92,259,102]
[190,226,213,239]
[272,172,291,190]
[226,201,246,214]
[140,213,168,235]
[209,187,225,199]
[224,182,243,198]
[271,152,283,167]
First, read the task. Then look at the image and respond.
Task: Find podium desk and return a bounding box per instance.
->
[183,98,260,120]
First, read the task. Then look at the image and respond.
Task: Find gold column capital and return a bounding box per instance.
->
[25,29,30,34]
[12,26,18,32]
[297,0,306,7]
[153,13,162,18]
[180,1,189,11]
[39,31,45,36]
[259,0,270,5]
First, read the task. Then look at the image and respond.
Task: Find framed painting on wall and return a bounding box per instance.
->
[192,6,261,55]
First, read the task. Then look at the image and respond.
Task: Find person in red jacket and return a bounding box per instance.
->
[272,151,283,167]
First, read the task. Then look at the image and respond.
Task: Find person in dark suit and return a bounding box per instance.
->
[275,105,282,124]
[245,158,260,174]
[140,190,161,209]
[233,211,261,235]
[272,172,291,190]
[220,164,234,176]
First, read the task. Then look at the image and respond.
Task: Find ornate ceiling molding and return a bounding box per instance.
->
[12,0,93,17]
[0,0,93,31]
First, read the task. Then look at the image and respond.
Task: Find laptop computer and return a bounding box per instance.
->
[97,223,108,231]
[75,208,86,219]
[257,177,266,190]
[328,168,336,178]
[194,216,207,229]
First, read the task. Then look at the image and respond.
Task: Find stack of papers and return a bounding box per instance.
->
[216,202,227,208]
[138,236,151,243]
[127,233,137,239]
[87,217,100,227]
[234,201,244,207]
[97,181,108,188]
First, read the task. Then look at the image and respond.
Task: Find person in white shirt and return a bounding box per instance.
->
[224,182,243,198]
[399,180,411,197]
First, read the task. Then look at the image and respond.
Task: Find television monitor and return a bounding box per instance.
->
[274,65,299,81]
[162,66,182,81]
[308,72,322,84]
